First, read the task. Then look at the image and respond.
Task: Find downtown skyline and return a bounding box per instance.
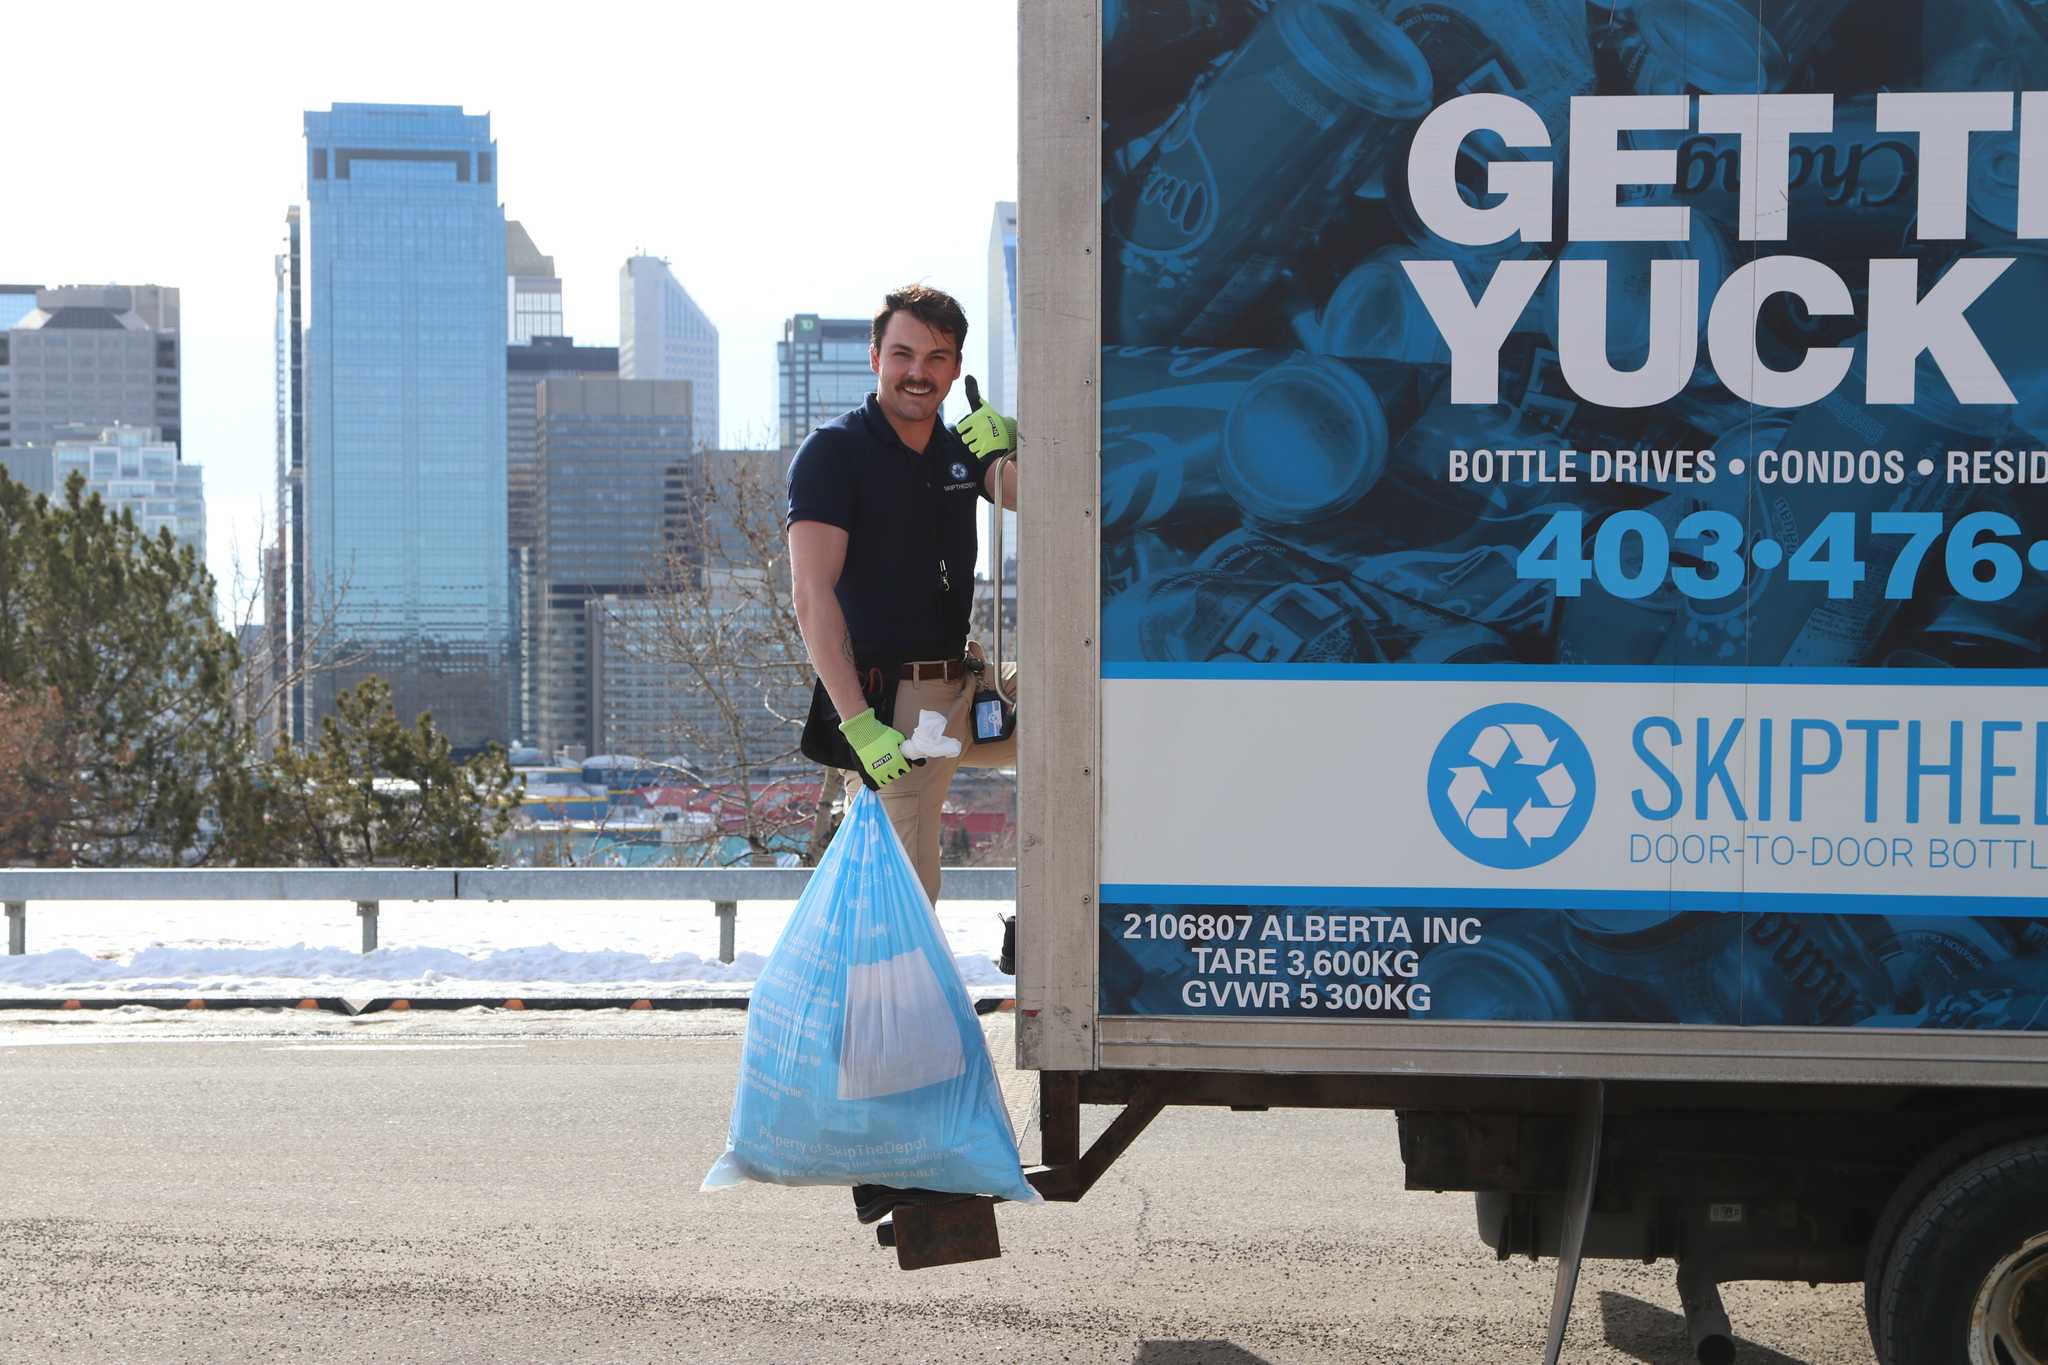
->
[3,0,1022,616]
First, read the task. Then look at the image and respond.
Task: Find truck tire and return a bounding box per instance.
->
[1873,1136,2048,1365]
[1863,1120,2042,1357]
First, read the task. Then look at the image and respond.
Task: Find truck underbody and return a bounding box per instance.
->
[890,1071,2048,1364]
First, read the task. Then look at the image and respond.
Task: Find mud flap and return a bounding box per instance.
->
[1544,1080,1605,1365]
[885,1196,1002,1270]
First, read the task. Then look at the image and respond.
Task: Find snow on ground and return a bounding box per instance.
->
[0,897,1016,999]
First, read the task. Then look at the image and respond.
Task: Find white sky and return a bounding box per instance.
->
[4,0,1021,616]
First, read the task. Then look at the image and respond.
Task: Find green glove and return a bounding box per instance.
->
[954,375,1017,458]
[839,708,911,787]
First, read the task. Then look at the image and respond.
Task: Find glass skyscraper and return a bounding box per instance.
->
[507,336,618,744]
[274,207,307,746]
[987,202,1018,415]
[775,314,872,449]
[507,221,564,344]
[620,255,718,451]
[303,103,509,751]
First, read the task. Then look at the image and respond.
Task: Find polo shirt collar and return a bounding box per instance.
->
[861,391,961,458]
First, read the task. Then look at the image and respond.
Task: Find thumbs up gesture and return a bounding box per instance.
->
[953,375,1018,458]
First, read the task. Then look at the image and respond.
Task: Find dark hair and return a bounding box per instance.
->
[871,284,969,354]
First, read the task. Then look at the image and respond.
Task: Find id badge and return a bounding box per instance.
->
[973,688,1009,742]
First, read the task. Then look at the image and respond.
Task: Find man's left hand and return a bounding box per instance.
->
[954,375,1017,458]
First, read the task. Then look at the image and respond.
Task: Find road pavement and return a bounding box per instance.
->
[0,1008,1876,1364]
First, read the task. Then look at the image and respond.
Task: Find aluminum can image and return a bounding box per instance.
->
[1672,97,1918,269]
[1107,0,1433,344]
[1102,347,1441,531]
[1378,0,1595,134]
[1755,347,2005,669]
[1608,0,1853,94]
[1415,931,1582,1021]
[1102,0,1276,143]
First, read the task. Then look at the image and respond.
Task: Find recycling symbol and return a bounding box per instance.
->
[1428,703,1596,870]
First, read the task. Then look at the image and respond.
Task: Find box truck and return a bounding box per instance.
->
[911,2,2048,1361]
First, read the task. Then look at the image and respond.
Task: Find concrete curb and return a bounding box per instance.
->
[352,996,755,1014]
[0,997,356,1013]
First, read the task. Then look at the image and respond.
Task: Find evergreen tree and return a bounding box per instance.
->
[0,471,243,866]
[224,676,517,866]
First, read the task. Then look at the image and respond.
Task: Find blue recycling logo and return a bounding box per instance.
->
[1428,704,1596,870]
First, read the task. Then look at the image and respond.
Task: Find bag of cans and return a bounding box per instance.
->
[701,789,1039,1203]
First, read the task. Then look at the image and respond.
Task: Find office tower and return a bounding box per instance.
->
[620,255,718,451]
[0,284,40,331]
[584,446,805,773]
[0,446,53,495]
[50,425,205,556]
[507,335,618,742]
[274,207,308,745]
[507,221,564,344]
[988,202,1018,414]
[985,201,1020,578]
[532,378,694,756]
[304,102,509,752]
[3,285,180,449]
[775,314,872,448]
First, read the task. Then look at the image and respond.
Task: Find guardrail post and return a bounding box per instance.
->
[5,902,23,956]
[716,901,736,965]
[357,900,379,954]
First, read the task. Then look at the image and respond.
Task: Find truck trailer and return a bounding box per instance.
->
[909,2,2048,1362]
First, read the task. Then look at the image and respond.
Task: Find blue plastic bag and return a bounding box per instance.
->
[702,789,1039,1203]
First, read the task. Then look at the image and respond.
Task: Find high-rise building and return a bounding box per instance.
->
[507,336,618,743]
[533,378,694,756]
[304,102,510,751]
[0,446,54,495]
[3,285,180,450]
[0,284,40,331]
[274,207,308,745]
[987,202,1018,415]
[507,221,564,344]
[585,446,805,773]
[620,255,718,451]
[51,424,205,557]
[985,202,1020,577]
[776,314,872,448]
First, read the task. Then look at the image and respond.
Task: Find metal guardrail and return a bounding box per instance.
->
[0,867,1019,963]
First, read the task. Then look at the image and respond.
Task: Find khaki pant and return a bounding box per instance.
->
[840,650,1016,904]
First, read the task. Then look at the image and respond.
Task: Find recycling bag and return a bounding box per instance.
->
[701,788,1039,1203]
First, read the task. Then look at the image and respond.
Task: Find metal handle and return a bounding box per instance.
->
[992,452,1013,700]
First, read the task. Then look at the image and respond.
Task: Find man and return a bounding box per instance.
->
[787,284,1019,906]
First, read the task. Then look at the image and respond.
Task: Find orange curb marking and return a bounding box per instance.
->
[504,999,527,1009]
[61,1000,83,1010]
[389,1000,411,1011]
[184,999,207,1010]
[296,999,320,1010]
[629,999,654,1010]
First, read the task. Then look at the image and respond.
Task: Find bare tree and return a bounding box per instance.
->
[628,444,838,867]
[225,510,376,759]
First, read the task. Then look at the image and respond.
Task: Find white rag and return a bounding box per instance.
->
[899,708,963,761]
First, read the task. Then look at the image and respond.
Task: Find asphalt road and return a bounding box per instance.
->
[0,1009,1877,1364]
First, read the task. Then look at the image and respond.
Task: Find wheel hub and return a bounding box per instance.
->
[1976,1233,2048,1365]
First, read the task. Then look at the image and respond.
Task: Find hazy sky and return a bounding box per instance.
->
[5,0,1021,613]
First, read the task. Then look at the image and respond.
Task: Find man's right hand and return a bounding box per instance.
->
[839,708,911,787]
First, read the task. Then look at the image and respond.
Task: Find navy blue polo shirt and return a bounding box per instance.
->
[787,392,997,664]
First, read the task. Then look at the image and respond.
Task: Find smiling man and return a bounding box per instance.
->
[787,284,1020,904]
